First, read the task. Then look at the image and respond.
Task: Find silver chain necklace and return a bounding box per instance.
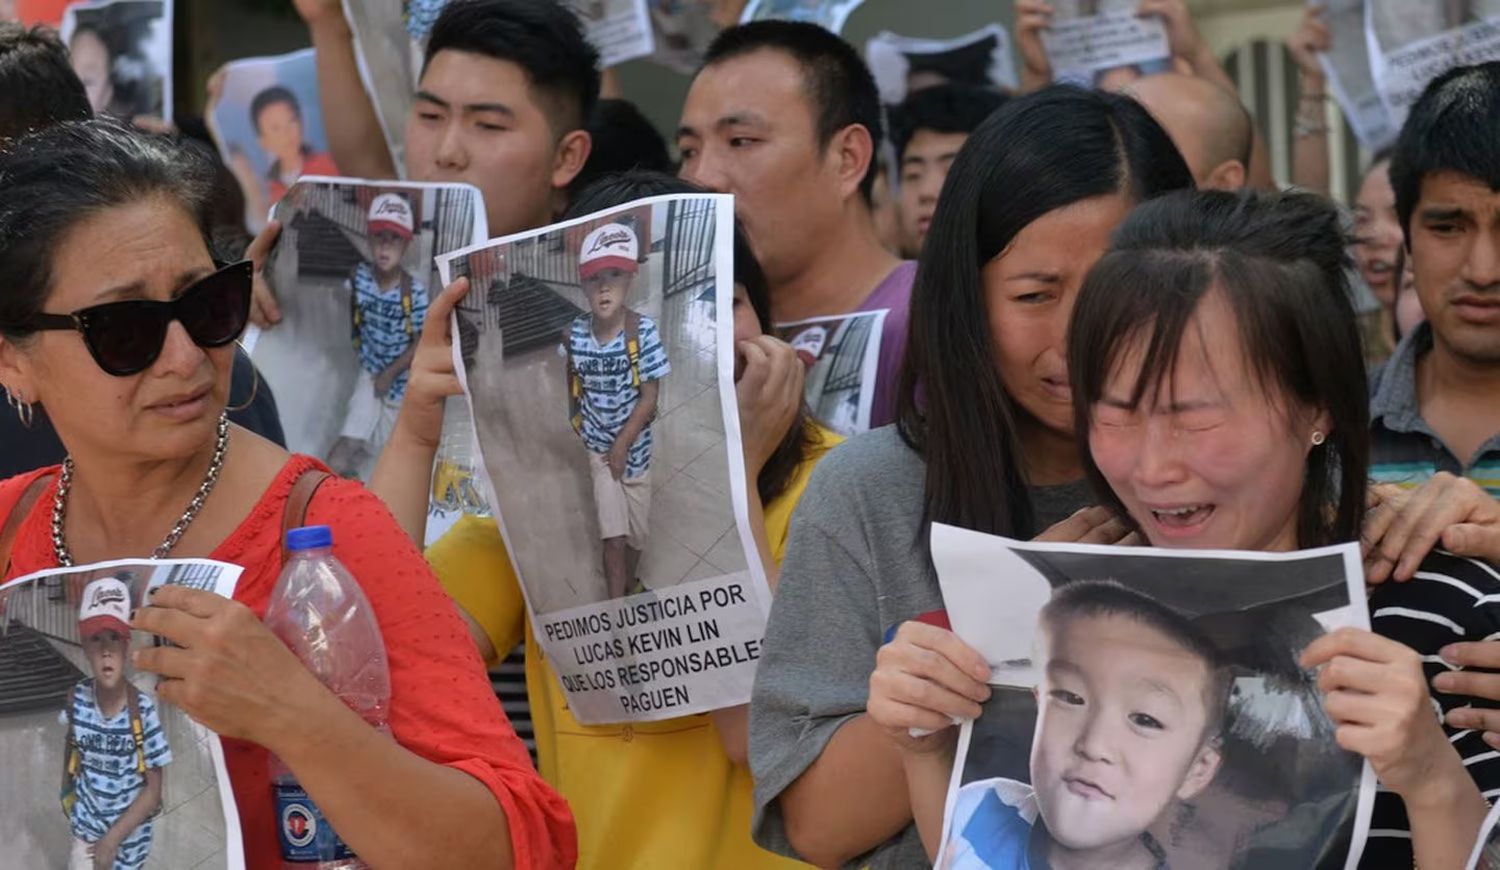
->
[52,412,231,567]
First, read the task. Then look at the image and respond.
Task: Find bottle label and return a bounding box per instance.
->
[274,781,357,862]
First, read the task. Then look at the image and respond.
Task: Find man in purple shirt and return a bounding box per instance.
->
[677,20,913,428]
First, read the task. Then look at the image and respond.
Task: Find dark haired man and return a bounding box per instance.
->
[888,83,1007,257]
[294,0,596,240]
[677,20,913,428]
[1371,61,1500,501]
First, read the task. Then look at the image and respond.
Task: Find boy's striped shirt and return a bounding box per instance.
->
[64,680,173,870]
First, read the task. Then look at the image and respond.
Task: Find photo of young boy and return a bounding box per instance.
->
[566,221,671,600]
[943,581,1229,870]
[251,86,340,206]
[63,576,173,870]
[328,191,429,478]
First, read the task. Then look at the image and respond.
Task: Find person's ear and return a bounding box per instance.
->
[551,129,593,192]
[1176,738,1222,800]
[1202,160,1247,192]
[0,336,36,404]
[829,122,876,202]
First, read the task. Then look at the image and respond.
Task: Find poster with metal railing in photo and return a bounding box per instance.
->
[437,193,771,724]
[245,177,487,483]
[0,559,244,870]
[929,525,1375,870]
[776,310,885,436]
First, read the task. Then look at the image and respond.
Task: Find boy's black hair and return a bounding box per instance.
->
[249,86,301,133]
[569,99,673,197]
[1389,61,1500,240]
[1040,580,1232,737]
[0,23,92,142]
[888,83,1007,165]
[702,20,883,201]
[423,0,601,135]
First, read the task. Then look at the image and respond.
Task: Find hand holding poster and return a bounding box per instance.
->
[777,311,884,436]
[865,25,1018,107]
[929,525,1374,869]
[245,177,487,482]
[207,50,340,234]
[59,0,172,121]
[1366,0,1500,127]
[0,559,245,869]
[437,193,771,724]
[1042,0,1171,88]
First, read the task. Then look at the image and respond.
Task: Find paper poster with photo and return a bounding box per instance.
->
[245,177,487,483]
[865,25,1018,107]
[437,193,771,725]
[1314,0,1396,151]
[1365,0,1500,127]
[645,0,722,74]
[929,524,1375,870]
[740,0,865,35]
[565,0,656,67]
[207,49,340,235]
[59,0,172,122]
[1043,0,1172,89]
[0,559,245,870]
[776,310,885,436]
[343,0,429,175]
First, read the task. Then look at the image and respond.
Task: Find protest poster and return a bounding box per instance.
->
[437,193,772,724]
[245,178,487,482]
[1315,0,1396,151]
[929,524,1375,870]
[0,559,244,870]
[777,310,884,436]
[740,0,865,35]
[207,49,339,234]
[58,0,171,122]
[1043,0,1172,89]
[567,0,656,68]
[865,25,1018,107]
[1365,0,1500,127]
[646,0,723,74]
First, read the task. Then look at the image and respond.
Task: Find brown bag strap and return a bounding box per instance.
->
[279,470,331,564]
[1,474,53,576]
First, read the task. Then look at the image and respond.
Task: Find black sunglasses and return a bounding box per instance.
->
[26,261,253,377]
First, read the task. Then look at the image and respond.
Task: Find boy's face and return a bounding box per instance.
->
[257,100,306,166]
[371,229,411,275]
[1031,612,1221,853]
[83,629,129,692]
[583,268,634,320]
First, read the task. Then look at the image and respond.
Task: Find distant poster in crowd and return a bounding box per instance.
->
[776,310,884,436]
[740,0,865,34]
[930,525,1375,870]
[59,0,171,121]
[207,49,339,234]
[865,25,1017,106]
[437,193,771,725]
[646,0,723,74]
[1044,0,1172,89]
[566,0,656,67]
[247,178,487,482]
[1365,0,1500,127]
[0,559,245,870]
[1316,0,1397,151]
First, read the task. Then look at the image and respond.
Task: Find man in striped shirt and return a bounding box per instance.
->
[1370,62,1500,500]
[567,222,670,599]
[63,577,172,870]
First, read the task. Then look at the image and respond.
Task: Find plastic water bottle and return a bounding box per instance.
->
[431,398,492,518]
[263,526,390,868]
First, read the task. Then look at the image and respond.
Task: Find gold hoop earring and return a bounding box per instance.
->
[1310,430,1326,446]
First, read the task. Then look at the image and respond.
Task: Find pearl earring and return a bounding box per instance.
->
[1310,430,1326,446]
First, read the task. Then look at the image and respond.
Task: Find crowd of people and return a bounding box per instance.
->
[1,0,1499,868]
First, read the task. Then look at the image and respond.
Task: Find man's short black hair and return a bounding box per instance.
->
[570,99,672,196]
[0,24,91,142]
[702,20,884,200]
[249,86,301,133]
[1389,61,1500,240]
[889,83,1007,164]
[423,0,601,135]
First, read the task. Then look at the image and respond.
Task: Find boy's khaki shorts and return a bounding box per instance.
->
[590,452,651,550]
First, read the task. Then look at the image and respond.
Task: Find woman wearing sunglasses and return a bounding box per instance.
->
[0,121,574,867]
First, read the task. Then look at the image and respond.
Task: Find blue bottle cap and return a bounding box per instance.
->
[286,525,333,551]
